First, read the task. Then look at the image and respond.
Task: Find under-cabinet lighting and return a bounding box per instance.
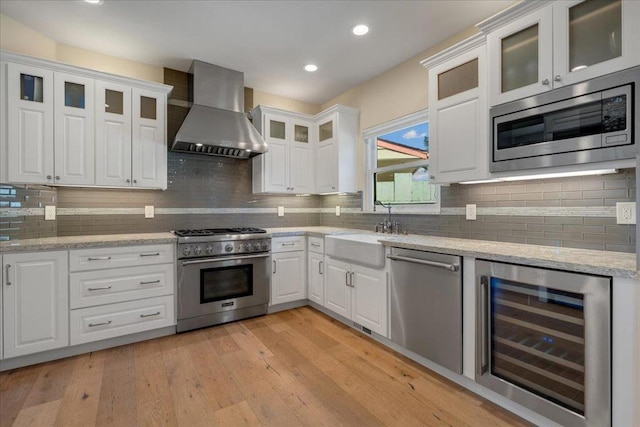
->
[459,179,503,185]
[460,169,618,184]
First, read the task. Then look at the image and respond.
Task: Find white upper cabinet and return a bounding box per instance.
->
[481,0,640,106]
[315,105,359,194]
[6,62,55,184]
[422,35,489,184]
[252,107,314,194]
[252,104,359,195]
[2,50,171,189]
[54,72,95,186]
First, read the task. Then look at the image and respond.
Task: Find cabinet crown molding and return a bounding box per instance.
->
[0,49,173,94]
[252,103,360,121]
[475,0,549,34]
[420,33,486,69]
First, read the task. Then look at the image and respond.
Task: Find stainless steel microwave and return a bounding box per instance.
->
[490,66,638,173]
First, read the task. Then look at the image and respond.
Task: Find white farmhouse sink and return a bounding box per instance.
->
[325,234,385,269]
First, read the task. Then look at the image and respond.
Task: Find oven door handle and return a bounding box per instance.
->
[180,253,270,266]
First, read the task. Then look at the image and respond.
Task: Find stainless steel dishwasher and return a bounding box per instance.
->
[388,247,462,374]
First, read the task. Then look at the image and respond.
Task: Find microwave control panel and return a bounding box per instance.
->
[602,94,627,133]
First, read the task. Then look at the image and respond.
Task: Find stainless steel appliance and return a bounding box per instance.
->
[388,248,462,374]
[491,66,638,172]
[476,260,611,427]
[174,228,271,332]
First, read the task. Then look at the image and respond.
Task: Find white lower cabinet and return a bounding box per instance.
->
[68,243,175,345]
[307,237,325,306]
[324,257,388,337]
[2,251,69,358]
[271,236,307,306]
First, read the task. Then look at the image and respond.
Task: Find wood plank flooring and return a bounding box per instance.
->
[0,307,532,427]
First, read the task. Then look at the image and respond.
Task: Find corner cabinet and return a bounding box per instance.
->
[2,251,69,358]
[252,106,314,194]
[421,34,490,184]
[479,0,640,106]
[0,50,171,189]
[252,104,360,195]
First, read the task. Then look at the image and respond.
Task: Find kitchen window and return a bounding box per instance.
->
[364,110,439,213]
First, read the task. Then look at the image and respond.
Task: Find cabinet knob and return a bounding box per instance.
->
[126,179,131,183]
[55,176,60,180]
[332,186,336,190]
[554,75,562,82]
[46,175,52,180]
[430,175,435,180]
[541,79,550,86]
[133,179,138,184]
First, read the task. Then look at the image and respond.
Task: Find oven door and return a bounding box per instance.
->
[476,260,611,427]
[177,253,270,321]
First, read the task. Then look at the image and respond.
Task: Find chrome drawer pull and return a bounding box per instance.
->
[140,280,161,285]
[140,311,161,318]
[311,243,321,247]
[88,256,111,261]
[88,285,112,291]
[140,252,160,257]
[5,264,11,286]
[281,242,296,247]
[88,320,112,327]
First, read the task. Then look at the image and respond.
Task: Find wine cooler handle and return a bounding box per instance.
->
[478,275,489,376]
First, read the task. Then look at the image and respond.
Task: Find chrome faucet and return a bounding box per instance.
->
[374,200,398,234]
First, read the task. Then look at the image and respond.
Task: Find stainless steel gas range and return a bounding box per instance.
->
[173,228,271,332]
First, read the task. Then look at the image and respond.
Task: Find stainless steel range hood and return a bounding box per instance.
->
[170,60,267,159]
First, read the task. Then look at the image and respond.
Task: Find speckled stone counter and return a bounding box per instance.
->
[0,232,177,253]
[378,234,638,280]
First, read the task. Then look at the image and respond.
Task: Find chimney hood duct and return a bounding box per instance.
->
[170,60,267,159]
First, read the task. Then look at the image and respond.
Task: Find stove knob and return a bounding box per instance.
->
[262,242,269,251]
[194,246,202,255]
[244,243,253,252]
[225,244,234,253]
[182,247,192,256]
[205,245,214,255]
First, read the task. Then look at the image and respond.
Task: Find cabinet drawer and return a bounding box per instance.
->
[70,295,174,345]
[70,244,174,272]
[308,237,324,254]
[271,236,306,253]
[70,263,174,309]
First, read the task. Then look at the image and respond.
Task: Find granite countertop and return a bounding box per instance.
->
[0,232,177,253]
[266,226,372,237]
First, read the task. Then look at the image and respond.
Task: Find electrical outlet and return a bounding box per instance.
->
[335,206,341,216]
[466,204,476,220]
[44,205,56,221]
[277,206,285,217]
[144,205,154,219]
[616,202,636,224]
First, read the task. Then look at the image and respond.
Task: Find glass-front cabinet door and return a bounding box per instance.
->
[54,73,95,186]
[132,88,166,189]
[263,114,289,192]
[289,119,314,193]
[6,63,55,184]
[488,6,553,106]
[552,0,639,87]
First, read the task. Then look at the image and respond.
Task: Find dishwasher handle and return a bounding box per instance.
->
[387,254,459,272]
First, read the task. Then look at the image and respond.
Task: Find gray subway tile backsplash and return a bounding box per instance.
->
[1,160,636,253]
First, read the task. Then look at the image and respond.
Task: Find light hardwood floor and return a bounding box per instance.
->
[0,307,532,427]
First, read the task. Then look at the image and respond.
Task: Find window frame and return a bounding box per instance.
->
[363,109,440,214]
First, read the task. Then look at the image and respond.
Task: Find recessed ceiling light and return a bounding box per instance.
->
[85,0,103,4]
[304,64,318,72]
[352,24,369,36]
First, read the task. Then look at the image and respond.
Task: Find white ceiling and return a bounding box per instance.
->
[0,0,516,105]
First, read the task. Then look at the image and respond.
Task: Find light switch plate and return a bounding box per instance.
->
[466,204,476,220]
[335,206,341,216]
[616,202,636,224]
[44,205,56,221]
[278,206,285,217]
[144,205,155,219]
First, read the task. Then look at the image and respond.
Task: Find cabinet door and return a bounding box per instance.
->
[552,0,640,87]
[263,114,289,193]
[289,119,314,193]
[3,251,69,358]
[351,265,388,337]
[308,252,324,305]
[95,81,132,187]
[7,63,55,184]
[315,116,337,193]
[324,258,351,318]
[54,72,95,185]
[429,46,489,184]
[1,62,7,184]
[271,251,306,305]
[132,88,167,189]
[488,6,553,105]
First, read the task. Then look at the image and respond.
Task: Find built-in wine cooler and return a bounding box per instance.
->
[476,260,611,427]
